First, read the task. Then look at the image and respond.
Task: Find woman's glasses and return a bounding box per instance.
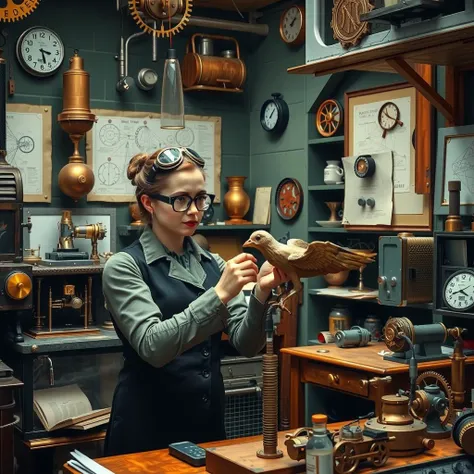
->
[146,147,205,183]
[148,193,215,213]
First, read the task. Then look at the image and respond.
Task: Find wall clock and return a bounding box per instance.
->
[442,269,474,312]
[279,5,305,46]
[16,27,65,77]
[260,93,289,134]
[331,0,373,49]
[275,178,303,221]
[378,101,403,138]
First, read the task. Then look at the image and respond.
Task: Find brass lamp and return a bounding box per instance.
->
[57,51,96,200]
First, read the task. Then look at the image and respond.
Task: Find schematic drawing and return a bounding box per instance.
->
[451,140,474,194]
[6,124,36,166]
[176,127,195,148]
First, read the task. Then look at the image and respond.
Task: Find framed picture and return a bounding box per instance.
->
[434,124,474,216]
[344,82,432,231]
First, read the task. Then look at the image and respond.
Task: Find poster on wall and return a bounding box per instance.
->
[6,104,52,202]
[86,110,222,203]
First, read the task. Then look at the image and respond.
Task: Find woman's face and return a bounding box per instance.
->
[149,166,206,238]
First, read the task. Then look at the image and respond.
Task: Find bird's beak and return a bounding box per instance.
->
[243,238,254,248]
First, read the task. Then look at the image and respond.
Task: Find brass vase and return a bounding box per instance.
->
[223,176,251,225]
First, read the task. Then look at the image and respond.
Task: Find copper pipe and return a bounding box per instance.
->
[35,278,42,330]
[450,337,466,409]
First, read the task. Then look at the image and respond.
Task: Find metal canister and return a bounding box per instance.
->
[199,37,214,56]
[329,306,352,335]
[364,316,382,341]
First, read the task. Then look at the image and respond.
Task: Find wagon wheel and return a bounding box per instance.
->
[334,441,359,474]
[316,99,343,137]
[368,442,389,467]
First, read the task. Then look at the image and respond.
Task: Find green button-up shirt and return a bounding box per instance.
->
[102,227,267,368]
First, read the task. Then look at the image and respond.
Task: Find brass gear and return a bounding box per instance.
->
[0,0,40,22]
[413,371,454,426]
[128,0,192,38]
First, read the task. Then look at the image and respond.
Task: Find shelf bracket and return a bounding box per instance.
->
[386,57,455,124]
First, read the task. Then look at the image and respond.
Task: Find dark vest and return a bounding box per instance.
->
[104,239,225,456]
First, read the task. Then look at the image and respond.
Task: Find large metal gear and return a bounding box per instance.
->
[412,371,454,426]
[128,0,192,38]
[0,0,40,22]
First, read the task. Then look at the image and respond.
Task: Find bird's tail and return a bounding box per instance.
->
[339,250,376,269]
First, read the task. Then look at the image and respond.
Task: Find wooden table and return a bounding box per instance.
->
[63,422,469,474]
[281,342,474,428]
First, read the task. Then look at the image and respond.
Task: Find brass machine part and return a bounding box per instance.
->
[409,371,454,439]
[75,223,107,262]
[182,34,246,92]
[450,334,466,410]
[359,376,392,417]
[365,395,435,457]
[333,424,394,474]
[445,180,463,232]
[459,422,474,455]
[138,0,185,19]
[48,284,89,332]
[5,271,32,300]
[284,428,311,461]
[256,337,283,459]
[57,51,96,200]
[23,246,41,265]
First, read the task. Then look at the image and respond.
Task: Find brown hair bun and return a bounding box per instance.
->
[127,153,149,185]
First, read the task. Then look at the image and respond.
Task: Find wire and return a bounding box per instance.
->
[231,0,244,19]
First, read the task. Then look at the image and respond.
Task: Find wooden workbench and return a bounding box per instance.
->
[63,423,468,474]
[281,342,474,428]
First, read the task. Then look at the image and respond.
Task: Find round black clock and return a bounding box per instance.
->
[442,269,474,312]
[260,93,289,134]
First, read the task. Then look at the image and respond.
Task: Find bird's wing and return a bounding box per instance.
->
[287,241,376,276]
[287,239,309,250]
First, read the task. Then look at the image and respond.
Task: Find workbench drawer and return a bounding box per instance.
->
[301,359,369,397]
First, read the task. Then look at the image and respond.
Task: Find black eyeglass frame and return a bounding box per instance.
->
[146,147,205,183]
[148,192,215,213]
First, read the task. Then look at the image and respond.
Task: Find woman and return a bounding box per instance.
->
[102,147,289,456]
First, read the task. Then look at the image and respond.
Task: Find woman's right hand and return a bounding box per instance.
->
[215,253,258,305]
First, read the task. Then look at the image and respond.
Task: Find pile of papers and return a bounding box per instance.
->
[67,450,115,474]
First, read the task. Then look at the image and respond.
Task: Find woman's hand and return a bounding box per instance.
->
[255,261,290,303]
[215,253,258,305]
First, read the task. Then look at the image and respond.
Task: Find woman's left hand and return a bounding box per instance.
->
[255,261,290,302]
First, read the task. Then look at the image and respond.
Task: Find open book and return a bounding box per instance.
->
[33,384,111,431]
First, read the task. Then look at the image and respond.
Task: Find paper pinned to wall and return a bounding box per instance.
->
[342,151,394,226]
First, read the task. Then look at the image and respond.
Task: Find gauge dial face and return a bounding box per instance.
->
[443,270,474,311]
[263,101,279,131]
[281,6,303,44]
[276,179,303,220]
[379,102,400,131]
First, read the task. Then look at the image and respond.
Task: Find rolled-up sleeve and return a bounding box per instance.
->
[102,253,227,368]
[211,254,267,357]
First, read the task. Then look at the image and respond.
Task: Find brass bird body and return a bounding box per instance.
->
[243,231,376,313]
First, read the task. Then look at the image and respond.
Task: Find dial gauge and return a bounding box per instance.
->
[279,5,305,46]
[260,93,289,134]
[378,101,403,138]
[16,27,64,77]
[275,178,303,221]
[443,269,474,312]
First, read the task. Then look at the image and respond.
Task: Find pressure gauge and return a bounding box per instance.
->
[354,155,376,178]
[137,68,158,91]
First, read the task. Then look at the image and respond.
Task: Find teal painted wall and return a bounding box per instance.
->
[5,0,252,238]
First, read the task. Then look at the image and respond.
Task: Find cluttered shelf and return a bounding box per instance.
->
[118,224,271,237]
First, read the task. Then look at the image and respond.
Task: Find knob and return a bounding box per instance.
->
[422,438,435,450]
[5,272,32,300]
[378,276,387,288]
[328,374,340,385]
[390,277,398,288]
[366,198,375,208]
[358,198,366,207]
[359,379,369,389]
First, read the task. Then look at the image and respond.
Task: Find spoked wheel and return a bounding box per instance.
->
[368,442,389,467]
[316,99,343,137]
[334,442,358,474]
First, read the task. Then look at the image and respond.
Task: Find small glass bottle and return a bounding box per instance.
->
[306,414,333,474]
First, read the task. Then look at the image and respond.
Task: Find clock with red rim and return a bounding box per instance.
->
[275,178,303,221]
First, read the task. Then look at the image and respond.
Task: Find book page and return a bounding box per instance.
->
[34,384,92,430]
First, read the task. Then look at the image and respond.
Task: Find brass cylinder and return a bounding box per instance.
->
[377,395,413,426]
[450,339,466,409]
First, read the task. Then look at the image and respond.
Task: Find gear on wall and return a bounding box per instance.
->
[0,0,40,22]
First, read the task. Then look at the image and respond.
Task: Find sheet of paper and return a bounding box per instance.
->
[6,111,43,196]
[342,151,393,226]
[252,187,272,225]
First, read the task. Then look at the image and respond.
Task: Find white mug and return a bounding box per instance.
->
[324,160,344,185]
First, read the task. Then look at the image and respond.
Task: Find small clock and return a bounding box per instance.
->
[275,178,303,221]
[16,27,64,77]
[443,269,474,312]
[378,101,403,138]
[279,5,305,46]
[260,93,289,134]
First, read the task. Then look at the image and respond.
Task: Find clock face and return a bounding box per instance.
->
[276,178,303,221]
[262,101,279,131]
[378,102,400,131]
[280,6,304,44]
[443,270,474,312]
[16,27,64,77]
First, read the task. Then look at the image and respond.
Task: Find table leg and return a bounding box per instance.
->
[289,356,304,428]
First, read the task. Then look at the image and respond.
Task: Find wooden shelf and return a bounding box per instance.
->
[309,226,347,233]
[308,136,344,145]
[118,224,270,237]
[309,185,344,191]
[288,23,474,77]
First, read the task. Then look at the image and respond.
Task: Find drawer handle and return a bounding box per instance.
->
[225,386,261,396]
[328,374,340,385]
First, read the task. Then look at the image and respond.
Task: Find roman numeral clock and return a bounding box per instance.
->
[331,0,374,48]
